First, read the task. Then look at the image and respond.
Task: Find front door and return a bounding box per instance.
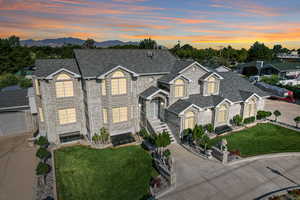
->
[152,99,160,119]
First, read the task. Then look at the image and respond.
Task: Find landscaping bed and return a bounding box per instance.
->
[209,123,300,157]
[54,145,158,200]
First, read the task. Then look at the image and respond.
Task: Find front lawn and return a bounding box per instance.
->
[54,145,157,200]
[209,123,300,157]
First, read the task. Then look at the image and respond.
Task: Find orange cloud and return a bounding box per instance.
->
[157,16,218,24]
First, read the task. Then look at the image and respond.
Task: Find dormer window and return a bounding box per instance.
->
[174,79,185,98]
[55,73,74,98]
[207,76,217,95]
[111,70,127,95]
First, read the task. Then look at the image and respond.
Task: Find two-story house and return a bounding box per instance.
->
[33,49,268,144]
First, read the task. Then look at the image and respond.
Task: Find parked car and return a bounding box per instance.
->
[255,82,296,103]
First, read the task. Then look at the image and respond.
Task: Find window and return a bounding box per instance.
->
[245,99,256,117]
[111,71,127,95]
[39,107,44,122]
[207,76,216,94]
[101,80,106,96]
[102,108,108,123]
[174,79,185,98]
[55,74,74,98]
[217,104,228,123]
[112,107,128,123]
[184,111,195,129]
[35,79,40,95]
[58,108,76,124]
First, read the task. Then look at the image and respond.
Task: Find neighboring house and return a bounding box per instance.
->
[33,49,268,144]
[237,61,300,79]
[0,88,37,136]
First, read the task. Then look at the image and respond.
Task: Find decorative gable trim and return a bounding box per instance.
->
[201,72,224,81]
[169,74,192,84]
[178,61,210,74]
[97,65,139,79]
[244,93,261,102]
[146,89,169,100]
[45,68,81,79]
[215,98,233,108]
[178,104,202,115]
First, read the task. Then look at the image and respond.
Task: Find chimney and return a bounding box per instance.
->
[147,51,154,59]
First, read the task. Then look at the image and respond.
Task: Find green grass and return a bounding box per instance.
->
[54,145,157,200]
[209,123,300,157]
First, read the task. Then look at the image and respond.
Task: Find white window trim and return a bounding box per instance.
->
[102,108,108,124]
[58,108,76,125]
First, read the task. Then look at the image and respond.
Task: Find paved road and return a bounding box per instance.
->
[0,134,36,200]
[265,99,300,126]
[160,144,300,200]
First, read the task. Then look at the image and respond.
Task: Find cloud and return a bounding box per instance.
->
[210,0,281,17]
[157,16,218,24]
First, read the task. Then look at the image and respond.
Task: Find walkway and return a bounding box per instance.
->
[0,134,36,200]
[160,144,300,200]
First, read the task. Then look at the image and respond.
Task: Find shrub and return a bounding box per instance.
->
[36,162,50,176]
[36,147,51,160]
[139,128,149,139]
[192,125,204,142]
[273,110,281,122]
[35,136,49,147]
[243,116,255,124]
[204,124,214,133]
[257,110,272,120]
[294,116,300,128]
[19,77,32,88]
[0,73,19,89]
[232,115,243,126]
[163,149,171,158]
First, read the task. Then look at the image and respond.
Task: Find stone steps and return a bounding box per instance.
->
[150,120,176,144]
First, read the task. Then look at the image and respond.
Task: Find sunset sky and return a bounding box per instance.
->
[1,0,300,49]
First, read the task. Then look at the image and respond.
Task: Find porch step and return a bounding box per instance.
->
[150,120,176,144]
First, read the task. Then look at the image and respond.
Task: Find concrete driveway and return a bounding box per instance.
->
[0,134,36,200]
[265,99,300,126]
[161,144,300,200]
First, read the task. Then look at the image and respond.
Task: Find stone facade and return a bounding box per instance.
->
[34,56,267,144]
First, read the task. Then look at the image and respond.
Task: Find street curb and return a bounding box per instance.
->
[227,152,300,166]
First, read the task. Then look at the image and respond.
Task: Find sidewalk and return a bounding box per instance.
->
[0,134,36,200]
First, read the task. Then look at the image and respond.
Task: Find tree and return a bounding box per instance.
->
[248,41,272,61]
[36,162,50,184]
[232,115,243,126]
[139,38,157,49]
[298,48,300,55]
[7,35,20,47]
[36,147,51,161]
[273,110,281,122]
[200,134,210,151]
[204,124,214,133]
[294,116,300,128]
[257,110,272,120]
[260,75,279,85]
[192,125,204,143]
[82,38,95,48]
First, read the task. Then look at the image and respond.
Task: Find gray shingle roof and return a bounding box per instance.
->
[167,72,269,115]
[167,99,192,115]
[140,86,160,99]
[35,59,79,77]
[158,60,195,83]
[74,49,177,77]
[218,72,269,102]
[0,89,29,110]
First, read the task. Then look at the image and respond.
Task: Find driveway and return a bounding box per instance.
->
[0,134,36,200]
[265,99,300,126]
[160,144,300,200]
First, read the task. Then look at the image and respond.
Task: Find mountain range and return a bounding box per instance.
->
[20,37,139,47]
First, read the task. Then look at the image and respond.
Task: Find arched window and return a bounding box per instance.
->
[217,104,228,123]
[245,99,256,117]
[111,70,127,95]
[207,76,216,94]
[184,111,195,129]
[55,73,74,97]
[174,79,185,98]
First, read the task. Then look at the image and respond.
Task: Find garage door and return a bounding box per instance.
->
[0,112,28,136]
